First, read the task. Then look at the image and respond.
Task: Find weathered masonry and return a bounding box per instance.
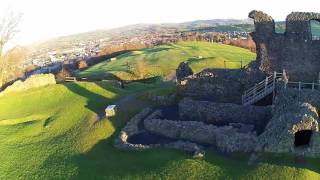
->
[249,10,320,82]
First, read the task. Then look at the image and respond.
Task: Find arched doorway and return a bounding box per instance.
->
[294,130,313,147]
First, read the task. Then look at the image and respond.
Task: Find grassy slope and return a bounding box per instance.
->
[0,82,319,179]
[77,42,256,80]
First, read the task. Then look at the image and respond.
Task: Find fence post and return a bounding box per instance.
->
[242,95,244,104]
[312,82,315,91]
[265,76,268,90]
[224,60,226,69]
[299,81,301,91]
[284,81,287,89]
[240,60,243,69]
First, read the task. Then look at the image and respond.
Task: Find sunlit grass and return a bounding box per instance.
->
[77,41,256,80]
[0,62,320,179]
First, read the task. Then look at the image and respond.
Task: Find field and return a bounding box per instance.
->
[0,80,320,179]
[77,42,256,80]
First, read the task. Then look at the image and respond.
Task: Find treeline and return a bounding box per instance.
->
[178,32,256,52]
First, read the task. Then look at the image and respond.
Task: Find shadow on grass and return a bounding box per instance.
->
[187,56,217,64]
[258,153,320,174]
[71,136,189,179]
[63,82,119,114]
[143,47,173,54]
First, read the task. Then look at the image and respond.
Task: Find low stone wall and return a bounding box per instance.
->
[115,108,205,155]
[115,108,158,150]
[179,98,271,132]
[0,74,56,96]
[144,118,257,153]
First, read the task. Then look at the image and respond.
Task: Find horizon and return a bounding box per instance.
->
[1,0,320,47]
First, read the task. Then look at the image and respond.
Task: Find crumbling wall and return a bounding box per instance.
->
[177,68,265,103]
[144,118,257,153]
[179,98,271,133]
[256,83,320,157]
[250,10,320,82]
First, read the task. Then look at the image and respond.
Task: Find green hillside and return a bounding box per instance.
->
[0,81,319,179]
[77,42,256,80]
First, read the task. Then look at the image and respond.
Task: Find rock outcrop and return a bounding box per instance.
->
[249,10,320,81]
[0,74,56,96]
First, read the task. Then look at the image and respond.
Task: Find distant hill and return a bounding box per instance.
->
[28,19,253,51]
[28,19,320,54]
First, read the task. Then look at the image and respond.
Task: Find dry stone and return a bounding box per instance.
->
[144,118,257,152]
[179,98,271,132]
[255,82,320,156]
[114,108,159,150]
[177,68,265,103]
[249,10,320,81]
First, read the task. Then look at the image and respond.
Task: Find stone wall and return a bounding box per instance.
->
[0,74,56,96]
[115,108,205,155]
[179,98,271,133]
[115,108,158,150]
[144,118,257,153]
[177,68,265,103]
[256,83,320,157]
[250,10,320,82]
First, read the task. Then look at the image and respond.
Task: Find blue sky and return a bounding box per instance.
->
[1,0,320,45]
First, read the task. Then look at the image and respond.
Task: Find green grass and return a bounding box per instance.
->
[77,41,256,80]
[0,81,319,179]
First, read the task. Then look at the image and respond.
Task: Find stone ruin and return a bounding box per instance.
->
[115,10,320,159]
[249,10,320,82]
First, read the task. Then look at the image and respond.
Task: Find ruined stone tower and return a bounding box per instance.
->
[249,10,320,82]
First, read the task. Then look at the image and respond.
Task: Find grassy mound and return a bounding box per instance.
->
[77,42,256,80]
[0,81,319,179]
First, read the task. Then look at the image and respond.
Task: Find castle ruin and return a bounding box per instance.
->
[115,11,320,159]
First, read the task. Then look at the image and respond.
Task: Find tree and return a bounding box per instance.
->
[0,10,22,87]
[56,67,72,82]
[78,60,88,70]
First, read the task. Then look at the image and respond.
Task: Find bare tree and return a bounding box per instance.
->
[0,10,22,87]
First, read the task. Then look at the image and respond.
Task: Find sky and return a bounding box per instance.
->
[1,0,320,46]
